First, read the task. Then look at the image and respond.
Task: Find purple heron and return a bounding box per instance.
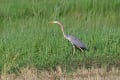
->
[48,21,88,54]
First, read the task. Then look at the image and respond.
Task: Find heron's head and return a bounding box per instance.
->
[48,21,60,24]
[48,21,65,36]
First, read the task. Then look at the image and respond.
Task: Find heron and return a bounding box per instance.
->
[48,21,88,54]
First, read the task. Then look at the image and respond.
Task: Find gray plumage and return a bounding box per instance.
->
[66,35,88,51]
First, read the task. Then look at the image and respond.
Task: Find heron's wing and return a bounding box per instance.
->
[67,35,88,50]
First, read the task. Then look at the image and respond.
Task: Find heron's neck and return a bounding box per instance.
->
[57,22,67,38]
[63,33,68,39]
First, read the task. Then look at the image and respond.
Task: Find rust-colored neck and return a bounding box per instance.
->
[55,21,67,38]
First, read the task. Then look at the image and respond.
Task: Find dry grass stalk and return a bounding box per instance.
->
[0,66,120,80]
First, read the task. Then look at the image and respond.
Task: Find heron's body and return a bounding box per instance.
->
[65,35,88,51]
[48,21,88,53]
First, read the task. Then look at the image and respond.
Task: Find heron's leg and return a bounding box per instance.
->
[72,45,75,54]
[79,47,84,52]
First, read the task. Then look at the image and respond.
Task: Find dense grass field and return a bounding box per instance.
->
[0,0,120,73]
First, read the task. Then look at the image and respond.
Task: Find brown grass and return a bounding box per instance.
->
[1,66,120,80]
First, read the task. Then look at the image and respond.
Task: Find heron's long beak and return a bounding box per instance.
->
[48,21,59,24]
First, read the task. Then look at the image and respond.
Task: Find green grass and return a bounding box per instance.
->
[0,0,120,72]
